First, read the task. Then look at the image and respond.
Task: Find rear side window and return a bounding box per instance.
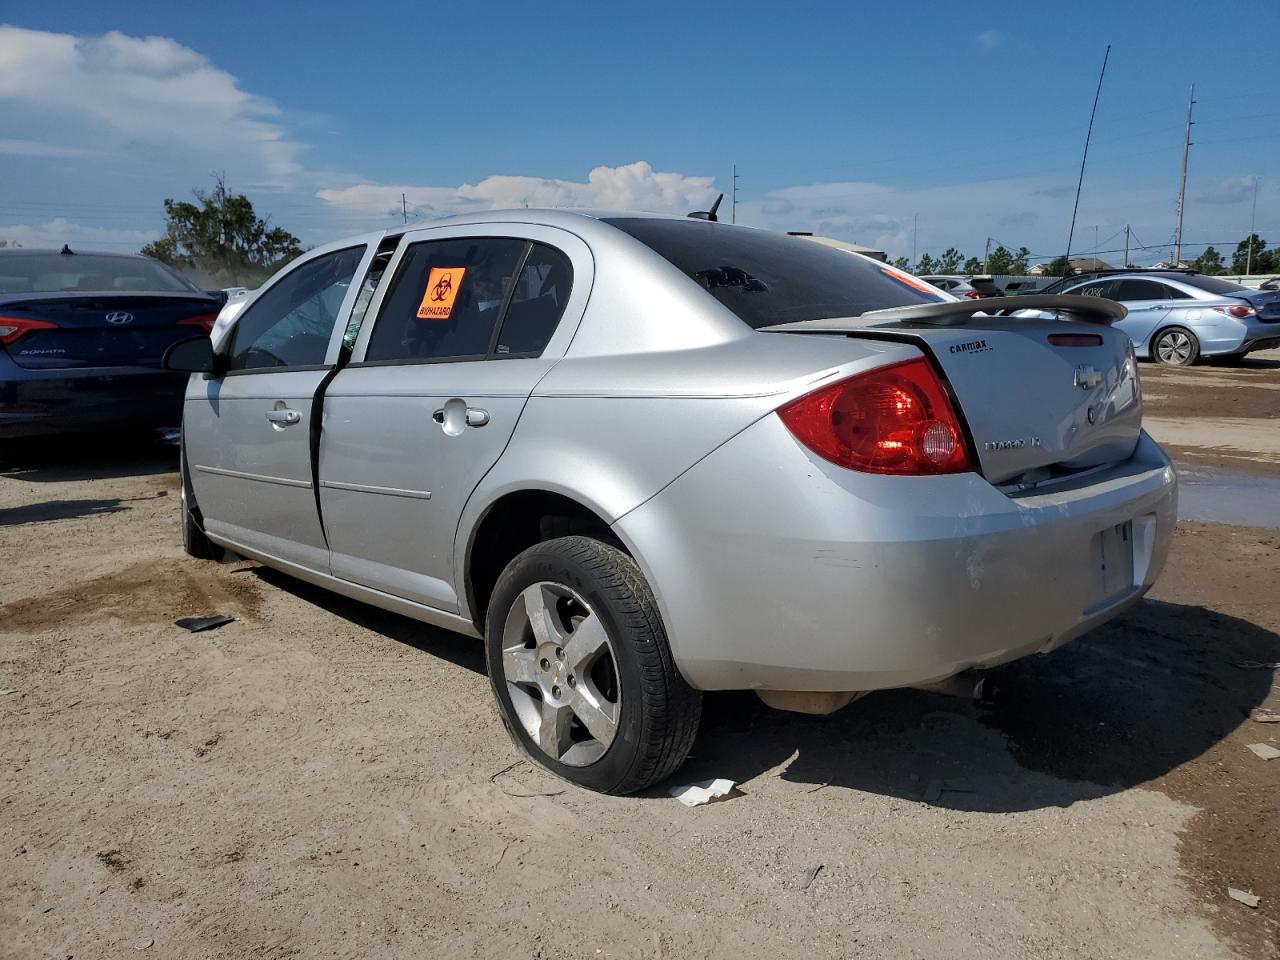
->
[495,243,573,356]
[229,246,364,371]
[1112,279,1168,301]
[1071,280,1115,299]
[364,238,527,363]
[604,218,943,328]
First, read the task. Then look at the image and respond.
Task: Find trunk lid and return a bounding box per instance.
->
[767,308,1143,484]
[1241,289,1280,322]
[0,292,221,370]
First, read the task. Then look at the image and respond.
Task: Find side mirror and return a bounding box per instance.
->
[164,335,218,374]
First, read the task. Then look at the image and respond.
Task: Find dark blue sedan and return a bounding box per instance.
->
[0,248,223,438]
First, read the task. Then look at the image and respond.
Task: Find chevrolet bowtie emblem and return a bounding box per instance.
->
[1074,365,1102,390]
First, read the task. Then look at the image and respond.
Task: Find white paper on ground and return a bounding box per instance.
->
[1246,743,1280,760]
[669,778,736,807]
[1228,888,1260,908]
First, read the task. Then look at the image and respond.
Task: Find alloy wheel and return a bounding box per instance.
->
[1156,330,1194,365]
[500,582,620,766]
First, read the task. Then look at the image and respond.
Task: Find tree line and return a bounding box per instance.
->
[893,236,1277,277]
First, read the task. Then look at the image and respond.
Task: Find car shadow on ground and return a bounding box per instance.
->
[672,599,1277,812]
[0,498,132,526]
[249,566,487,676]
[1203,355,1280,370]
[0,432,178,482]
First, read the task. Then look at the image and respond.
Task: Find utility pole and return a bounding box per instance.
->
[1247,176,1259,276]
[1172,84,1195,266]
[731,164,740,224]
[983,236,991,274]
[401,193,408,225]
[1124,224,1130,268]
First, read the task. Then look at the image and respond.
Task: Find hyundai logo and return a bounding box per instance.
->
[105,311,134,325]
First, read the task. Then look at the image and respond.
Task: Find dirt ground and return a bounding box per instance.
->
[2,353,1278,960]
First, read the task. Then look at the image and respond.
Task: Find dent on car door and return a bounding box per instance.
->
[183,244,369,570]
[319,234,579,611]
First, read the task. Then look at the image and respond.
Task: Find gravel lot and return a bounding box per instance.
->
[2,352,1278,960]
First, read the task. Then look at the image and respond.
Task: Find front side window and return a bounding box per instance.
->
[364,237,527,363]
[229,246,364,371]
[604,218,943,329]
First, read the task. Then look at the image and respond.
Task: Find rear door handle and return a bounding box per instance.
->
[265,409,301,425]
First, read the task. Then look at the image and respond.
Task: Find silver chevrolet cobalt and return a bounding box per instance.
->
[166,210,1177,794]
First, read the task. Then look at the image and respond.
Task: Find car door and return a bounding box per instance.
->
[318,224,590,611]
[183,240,375,570]
[1109,278,1173,352]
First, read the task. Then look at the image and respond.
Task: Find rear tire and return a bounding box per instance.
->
[180,438,222,561]
[1152,326,1200,366]
[485,536,701,795]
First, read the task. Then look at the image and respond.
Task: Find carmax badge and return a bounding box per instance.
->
[1074,365,1102,390]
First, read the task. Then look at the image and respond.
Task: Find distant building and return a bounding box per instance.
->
[786,232,887,262]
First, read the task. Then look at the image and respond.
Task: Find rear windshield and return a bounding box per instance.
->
[0,254,199,295]
[604,218,943,328]
[1175,274,1249,295]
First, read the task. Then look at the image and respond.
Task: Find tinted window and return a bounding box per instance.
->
[229,246,364,371]
[0,253,199,294]
[1069,280,1115,298]
[1162,283,1191,300]
[604,218,943,328]
[365,238,527,363]
[1113,279,1168,301]
[1177,275,1249,295]
[495,243,573,356]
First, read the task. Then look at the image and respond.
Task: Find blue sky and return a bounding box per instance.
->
[1,1,1277,266]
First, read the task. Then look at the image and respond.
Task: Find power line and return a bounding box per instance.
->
[1065,45,1111,265]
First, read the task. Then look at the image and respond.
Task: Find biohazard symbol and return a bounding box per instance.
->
[417,266,465,320]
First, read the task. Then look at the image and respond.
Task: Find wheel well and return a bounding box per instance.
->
[466,491,624,632]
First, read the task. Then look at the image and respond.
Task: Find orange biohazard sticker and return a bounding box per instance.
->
[416,267,465,320]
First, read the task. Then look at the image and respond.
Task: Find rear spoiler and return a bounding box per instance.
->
[763,294,1125,331]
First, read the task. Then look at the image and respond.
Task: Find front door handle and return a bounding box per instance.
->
[265,408,301,425]
[432,403,490,431]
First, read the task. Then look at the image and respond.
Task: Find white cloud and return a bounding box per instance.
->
[0,138,100,159]
[316,161,717,221]
[0,26,301,185]
[976,30,1003,49]
[0,217,157,250]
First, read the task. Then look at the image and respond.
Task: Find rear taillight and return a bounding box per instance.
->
[0,316,57,347]
[1213,304,1255,319]
[778,357,973,475]
[1049,333,1104,347]
[179,312,219,335]
[965,289,984,299]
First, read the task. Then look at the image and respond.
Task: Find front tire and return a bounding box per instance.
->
[485,536,701,794]
[1152,326,1200,366]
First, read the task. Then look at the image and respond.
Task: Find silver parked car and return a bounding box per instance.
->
[166,211,1177,794]
[1047,272,1280,365]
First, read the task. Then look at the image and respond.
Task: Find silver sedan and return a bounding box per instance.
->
[165,211,1177,794]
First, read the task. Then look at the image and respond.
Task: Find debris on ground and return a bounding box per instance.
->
[1228,888,1260,908]
[0,688,16,696]
[1245,743,1280,760]
[1235,660,1280,669]
[1250,710,1280,724]
[669,778,737,807]
[800,864,824,892]
[489,759,565,798]
[134,937,155,950]
[174,615,235,633]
